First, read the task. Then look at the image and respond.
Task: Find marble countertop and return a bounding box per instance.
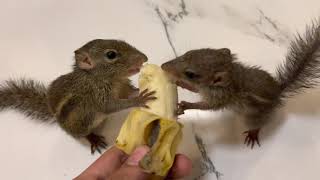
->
[0,0,320,179]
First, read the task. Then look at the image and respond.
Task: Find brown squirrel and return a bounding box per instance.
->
[0,39,156,154]
[161,20,320,148]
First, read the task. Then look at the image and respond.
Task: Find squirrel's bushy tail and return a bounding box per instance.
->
[0,79,53,120]
[276,19,320,98]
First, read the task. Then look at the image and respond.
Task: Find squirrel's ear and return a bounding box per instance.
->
[209,72,230,87]
[218,48,231,56]
[74,50,95,70]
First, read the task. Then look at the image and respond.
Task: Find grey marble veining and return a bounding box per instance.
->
[0,0,320,180]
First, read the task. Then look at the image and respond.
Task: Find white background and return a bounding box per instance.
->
[0,0,320,179]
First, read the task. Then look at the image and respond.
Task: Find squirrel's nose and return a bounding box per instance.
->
[134,53,148,63]
[141,53,148,62]
[161,61,170,71]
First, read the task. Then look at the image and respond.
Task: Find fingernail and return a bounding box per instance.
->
[126,146,150,166]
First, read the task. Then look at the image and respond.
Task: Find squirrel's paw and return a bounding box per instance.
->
[243,129,261,149]
[135,89,157,108]
[86,133,108,154]
[176,101,190,115]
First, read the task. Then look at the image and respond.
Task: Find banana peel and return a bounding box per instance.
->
[115,64,183,177]
[115,109,182,176]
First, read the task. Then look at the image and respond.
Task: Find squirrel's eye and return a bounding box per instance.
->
[105,50,118,60]
[184,70,200,79]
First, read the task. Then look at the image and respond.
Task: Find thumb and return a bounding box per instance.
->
[124,145,150,166]
[109,146,151,180]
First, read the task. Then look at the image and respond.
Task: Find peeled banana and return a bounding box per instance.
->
[138,64,178,120]
[115,64,183,177]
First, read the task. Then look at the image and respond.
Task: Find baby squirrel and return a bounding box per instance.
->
[162,20,320,148]
[0,39,156,154]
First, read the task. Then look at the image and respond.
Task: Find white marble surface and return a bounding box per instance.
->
[0,0,320,179]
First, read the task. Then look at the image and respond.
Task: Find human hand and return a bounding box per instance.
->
[74,146,192,180]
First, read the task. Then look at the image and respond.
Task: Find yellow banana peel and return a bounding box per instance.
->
[115,64,183,177]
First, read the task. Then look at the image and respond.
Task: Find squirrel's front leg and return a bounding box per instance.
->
[118,83,139,99]
[177,101,211,115]
[103,89,156,114]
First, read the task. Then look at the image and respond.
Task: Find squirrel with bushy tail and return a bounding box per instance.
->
[162,20,320,148]
[0,39,156,154]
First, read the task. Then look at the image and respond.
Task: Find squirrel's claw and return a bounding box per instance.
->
[176,107,185,116]
[86,133,108,155]
[176,101,188,115]
[136,89,157,107]
[243,129,261,149]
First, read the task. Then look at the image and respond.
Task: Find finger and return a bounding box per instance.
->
[109,166,151,180]
[257,139,261,147]
[246,139,251,147]
[145,97,157,101]
[97,147,102,154]
[166,154,192,179]
[124,146,150,166]
[79,146,128,179]
[140,89,148,96]
[244,136,249,145]
[100,144,107,149]
[143,91,156,97]
[91,145,96,155]
[101,141,108,148]
[177,110,184,115]
[178,112,184,116]
[109,146,151,180]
